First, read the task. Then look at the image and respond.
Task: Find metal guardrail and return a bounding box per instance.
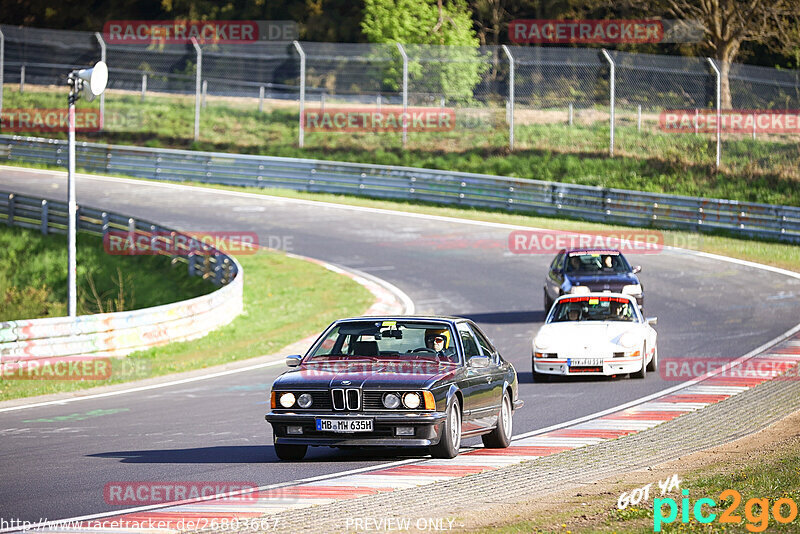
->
[0,190,244,364]
[1,134,799,243]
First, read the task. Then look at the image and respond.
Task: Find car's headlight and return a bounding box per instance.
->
[568,285,590,294]
[279,392,296,408]
[297,393,313,408]
[622,284,642,296]
[534,333,554,350]
[383,393,401,409]
[619,332,639,348]
[402,392,421,409]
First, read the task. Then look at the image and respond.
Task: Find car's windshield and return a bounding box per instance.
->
[565,251,631,274]
[550,296,636,322]
[306,320,459,363]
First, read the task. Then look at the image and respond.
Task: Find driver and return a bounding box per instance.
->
[425,329,456,361]
[566,306,581,321]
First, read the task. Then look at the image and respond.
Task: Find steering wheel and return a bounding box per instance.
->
[410,348,436,354]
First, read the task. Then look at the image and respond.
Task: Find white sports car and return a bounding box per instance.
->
[532,293,657,380]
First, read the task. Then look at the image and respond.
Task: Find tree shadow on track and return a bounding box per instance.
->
[89,446,433,464]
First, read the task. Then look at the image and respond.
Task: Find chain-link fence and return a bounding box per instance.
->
[1,23,799,170]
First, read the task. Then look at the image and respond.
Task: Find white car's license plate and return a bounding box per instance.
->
[567,358,604,367]
[315,418,374,433]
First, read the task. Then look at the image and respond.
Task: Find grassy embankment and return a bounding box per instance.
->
[0,225,373,400]
[3,87,798,207]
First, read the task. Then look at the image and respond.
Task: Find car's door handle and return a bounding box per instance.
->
[485,376,492,383]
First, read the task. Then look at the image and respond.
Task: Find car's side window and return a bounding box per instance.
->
[470,324,496,362]
[554,251,565,272]
[456,323,481,360]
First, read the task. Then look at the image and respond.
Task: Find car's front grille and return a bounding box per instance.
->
[332,389,346,410]
[362,391,385,410]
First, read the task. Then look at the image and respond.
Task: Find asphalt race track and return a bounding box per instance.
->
[2,167,799,523]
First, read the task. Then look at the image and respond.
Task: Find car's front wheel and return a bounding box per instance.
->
[431,397,462,459]
[482,391,512,448]
[646,345,658,372]
[632,343,647,379]
[274,442,307,461]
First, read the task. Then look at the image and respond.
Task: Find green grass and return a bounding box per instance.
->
[0,248,374,401]
[0,225,212,321]
[3,87,799,206]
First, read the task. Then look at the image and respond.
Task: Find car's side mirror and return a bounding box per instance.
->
[468,355,491,368]
[646,317,658,326]
[285,355,303,367]
[632,265,642,274]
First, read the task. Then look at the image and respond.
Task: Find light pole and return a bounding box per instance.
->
[66,61,108,317]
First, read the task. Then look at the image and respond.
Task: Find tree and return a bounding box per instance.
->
[362,0,488,102]
[628,0,800,108]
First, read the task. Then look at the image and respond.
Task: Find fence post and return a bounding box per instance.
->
[501,45,515,151]
[377,94,381,111]
[293,40,306,148]
[95,32,106,129]
[127,218,136,256]
[569,103,573,126]
[41,199,48,235]
[20,65,25,92]
[7,193,14,225]
[694,108,699,134]
[259,85,264,112]
[320,91,325,113]
[601,49,615,156]
[637,104,642,132]
[707,58,721,169]
[752,113,756,140]
[191,37,202,141]
[0,28,4,116]
[141,74,147,101]
[202,79,207,108]
[396,43,408,147]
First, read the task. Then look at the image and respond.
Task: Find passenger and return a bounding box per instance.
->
[568,256,581,271]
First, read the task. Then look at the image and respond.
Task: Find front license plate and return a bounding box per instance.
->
[567,358,604,367]
[315,418,374,433]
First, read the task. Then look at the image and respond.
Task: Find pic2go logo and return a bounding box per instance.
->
[654,489,799,532]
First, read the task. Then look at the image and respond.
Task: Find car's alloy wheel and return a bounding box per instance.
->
[482,391,512,448]
[274,442,307,461]
[431,397,461,458]
[632,343,647,379]
[646,345,658,372]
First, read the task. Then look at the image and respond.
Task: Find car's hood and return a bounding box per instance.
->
[273,360,458,390]
[534,322,641,350]
[566,272,638,287]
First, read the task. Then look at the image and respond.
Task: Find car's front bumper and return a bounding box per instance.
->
[533,356,642,377]
[266,411,448,447]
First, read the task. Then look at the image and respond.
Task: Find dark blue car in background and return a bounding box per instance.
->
[543,248,644,311]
